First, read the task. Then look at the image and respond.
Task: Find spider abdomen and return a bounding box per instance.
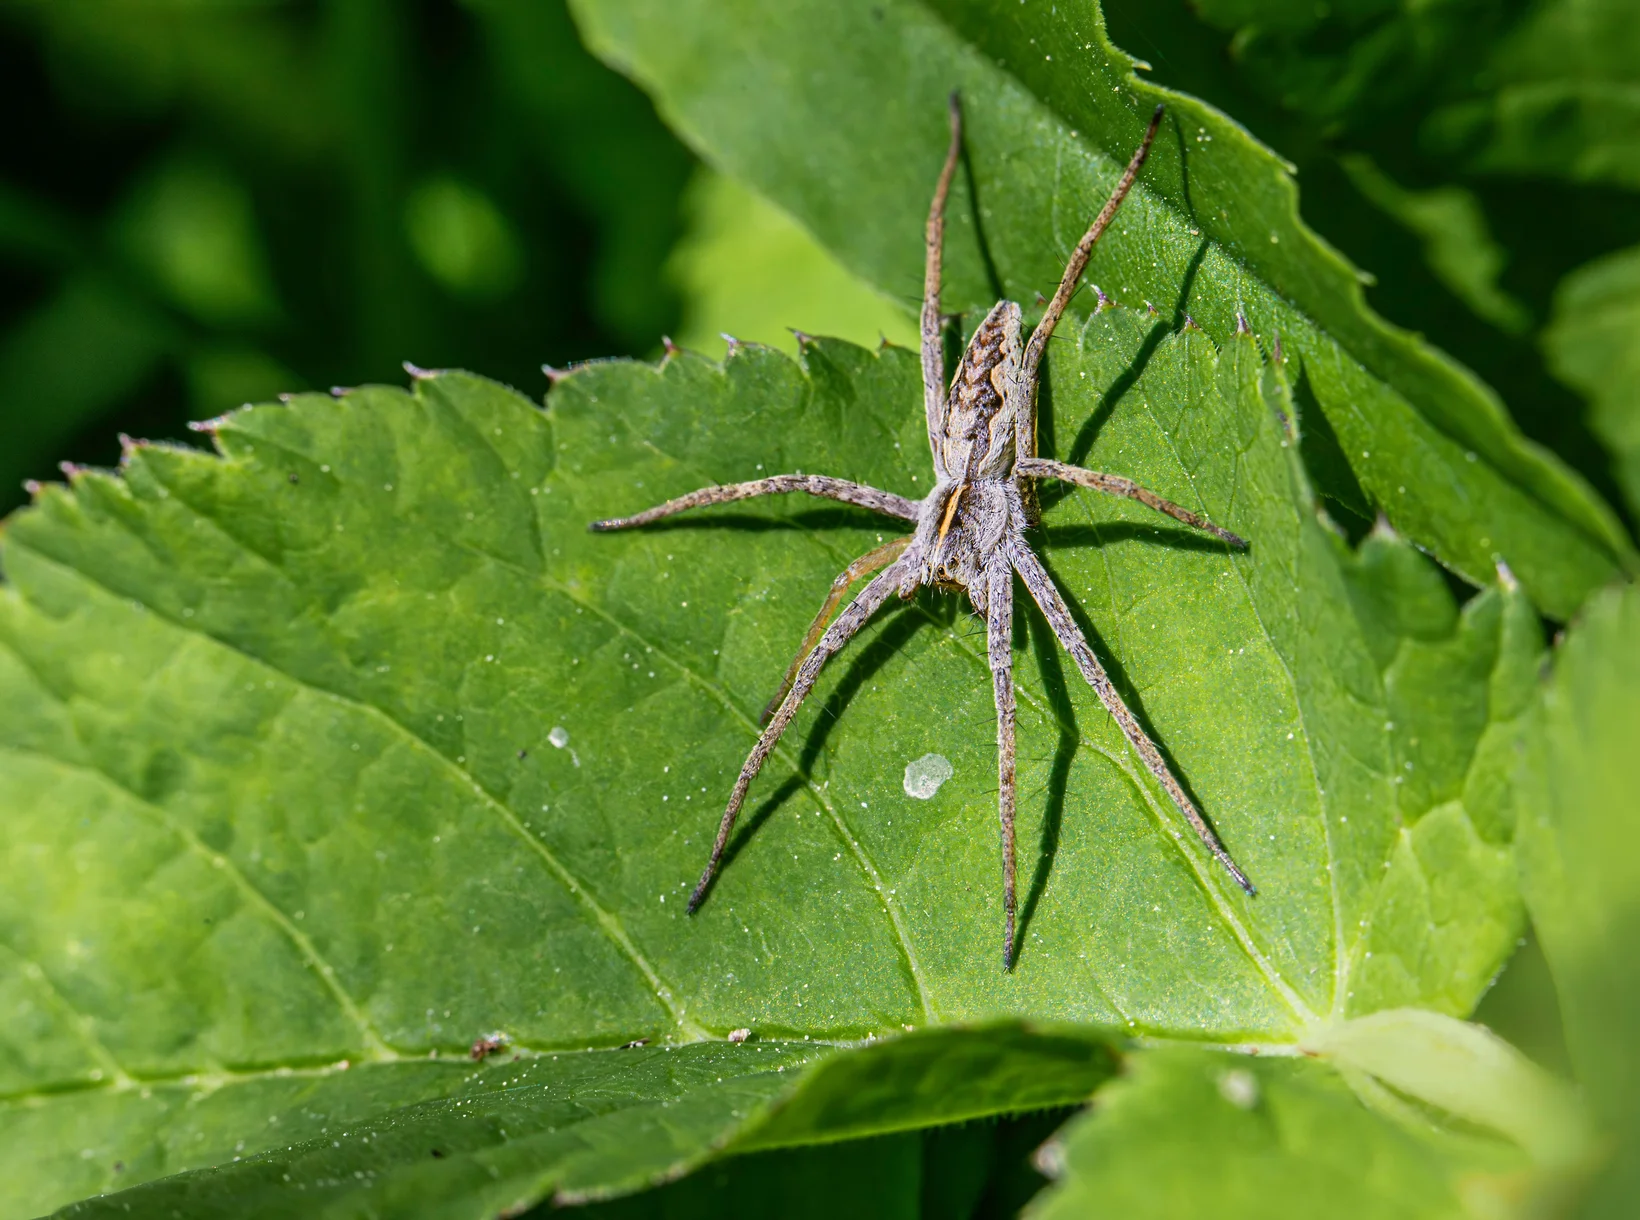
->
[940,300,1025,482]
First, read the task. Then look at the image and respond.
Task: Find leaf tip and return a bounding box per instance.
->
[330,385,353,398]
[403,361,439,380]
[1496,558,1520,593]
[542,363,572,385]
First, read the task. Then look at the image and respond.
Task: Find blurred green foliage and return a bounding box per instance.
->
[1102,0,1640,525]
[665,167,919,359]
[0,0,694,514]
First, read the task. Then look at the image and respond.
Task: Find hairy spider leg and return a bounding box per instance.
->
[1014,457,1248,548]
[688,563,908,913]
[1017,104,1165,522]
[922,92,963,474]
[1007,538,1256,896]
[761,535,912,725]
[588,474,919,532]
[985,553,1020,968]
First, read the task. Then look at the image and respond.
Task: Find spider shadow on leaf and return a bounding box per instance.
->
[1041,521,1242,554]
[1031,546,1228,868]
[1045,233,1213,501]
[1015,586,1078,952]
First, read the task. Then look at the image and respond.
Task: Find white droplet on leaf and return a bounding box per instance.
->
[548,726,570,749]
[1218,1069,1259,1109]
[902,753,953,800]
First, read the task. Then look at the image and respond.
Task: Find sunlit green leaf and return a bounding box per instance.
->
[569,0,1634,616]
[0,310,1537,1212]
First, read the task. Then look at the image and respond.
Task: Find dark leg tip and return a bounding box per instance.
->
[686,875,713,914]
[588,520,615,533]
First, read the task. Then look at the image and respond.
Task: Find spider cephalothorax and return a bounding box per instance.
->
[592,98,1254,967]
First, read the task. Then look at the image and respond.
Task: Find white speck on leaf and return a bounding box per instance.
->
[548,726,569,749]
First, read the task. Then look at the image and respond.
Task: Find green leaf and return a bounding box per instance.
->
[37,1024,1111,1219]
[568,0,1633,616]
[0,312,1539,1212]
[1543,244,1640,519]
[1027,1045,1538,1220]
[1516,581,1640,1215]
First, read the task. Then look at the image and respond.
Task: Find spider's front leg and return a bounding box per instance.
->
[1014,457,1247,548]
[1016,104,1164,523]
[921,92,962,474]
[589,473,918,531]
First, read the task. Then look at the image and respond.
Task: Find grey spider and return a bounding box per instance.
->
[592,98,1254,968]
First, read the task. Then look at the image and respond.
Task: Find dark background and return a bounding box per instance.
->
[0,0,692,515]
[3,0,1634,531]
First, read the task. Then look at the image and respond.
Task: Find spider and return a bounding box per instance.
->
[592,98,1254,967]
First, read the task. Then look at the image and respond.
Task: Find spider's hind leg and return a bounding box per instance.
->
[1008,539,1254,896]
[688,561,911,914]
[761,535,911,725]
[984,554,1020,969]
